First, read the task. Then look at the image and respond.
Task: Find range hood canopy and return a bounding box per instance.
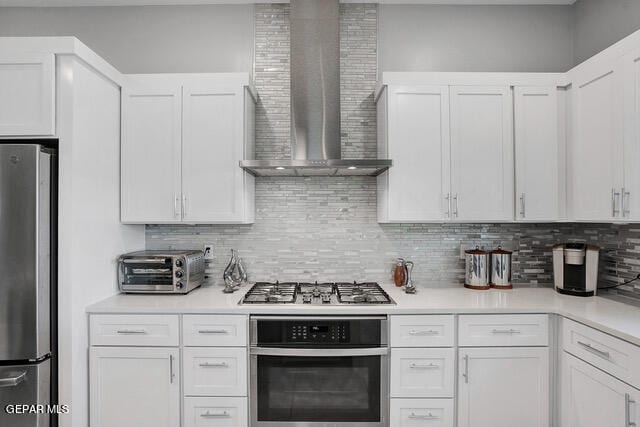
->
[240,0,392,177]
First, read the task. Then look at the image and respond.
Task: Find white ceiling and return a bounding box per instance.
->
[0,0,578,6]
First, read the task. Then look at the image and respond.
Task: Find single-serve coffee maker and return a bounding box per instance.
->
[553,243,599,297]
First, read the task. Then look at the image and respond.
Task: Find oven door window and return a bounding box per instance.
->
[256,355,381,423]
[121,259,172,285]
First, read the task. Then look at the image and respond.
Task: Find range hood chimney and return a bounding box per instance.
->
[240,0,392,177]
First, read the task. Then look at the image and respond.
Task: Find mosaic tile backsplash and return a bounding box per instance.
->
[146,4,640,298]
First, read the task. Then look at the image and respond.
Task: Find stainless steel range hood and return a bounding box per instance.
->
[240,0,392,177]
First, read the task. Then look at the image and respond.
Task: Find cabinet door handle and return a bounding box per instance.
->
[623,188,631,218]
[198,329,229,334]
[520,193,526,218]
[491,328,521,334]
[577,341,610,360]
[182,194,187,219]
[116,329,147,335]
[462,354,469,383]
[199,362,229,368]
[613,188,621,217]
[409,362,439,370]
[453,194,459,218]
[408,412,439,420]
[200,410,231,419]
[169,354,175,383]
[626,393,637,427]
[444,193,451,218]
[174,194,180,218]
[408,329,438,336]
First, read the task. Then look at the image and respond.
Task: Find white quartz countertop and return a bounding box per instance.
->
[86,285,640,346]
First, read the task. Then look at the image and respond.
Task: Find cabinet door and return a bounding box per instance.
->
[121,85,182,223]
[561,352,640,427]
[458,347,549,427]
[384,85,451,222]
[622,49,640,221]
[450,86,514,221]
[514,86,563,221]
[0,53,55,136]
[570,63,624,221]
[182,83,247,223]
[90,347,180,427]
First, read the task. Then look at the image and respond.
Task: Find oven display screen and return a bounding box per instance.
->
[310,325,328,333]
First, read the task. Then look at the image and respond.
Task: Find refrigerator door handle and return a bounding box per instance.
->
[0,370,26,388]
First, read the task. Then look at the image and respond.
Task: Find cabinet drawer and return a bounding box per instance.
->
[458,314,549,347]
[184,347,247,397]
[562,318,640,388]
[183,315,247,347]
[390,399,454,427]
[89,314,179,347]
[390,315,455,347]
[184,397,248,427]
[390,348,455,398]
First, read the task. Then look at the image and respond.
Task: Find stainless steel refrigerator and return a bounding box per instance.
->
[0,144,57,427]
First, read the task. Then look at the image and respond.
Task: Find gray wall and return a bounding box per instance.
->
[0,5,253,73]
[379,4,574,73]
[573,0,640,65]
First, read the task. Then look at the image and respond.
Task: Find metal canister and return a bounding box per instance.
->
[464,247,490,290]
[490,246,513,289]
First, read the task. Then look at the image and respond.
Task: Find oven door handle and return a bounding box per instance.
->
[250,347,389,357]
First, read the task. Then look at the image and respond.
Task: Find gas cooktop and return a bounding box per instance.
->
[241,281,395,305]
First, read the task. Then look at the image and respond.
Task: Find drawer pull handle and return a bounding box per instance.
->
[410,363,439,370]
[200,410,230,418]
[409,412,439,420]
[116,329,147,334]
[626,393,637,427]
[491,329,521,334]
[198,329,229,334]
[0,371,26,388]
[408,329,439,336]
[577,341,611,360]
[199,362,229,368]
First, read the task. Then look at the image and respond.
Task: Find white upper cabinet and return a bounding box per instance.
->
[182,82,254,223]
[121,74,255,224]
[121,84,183,223]
[569,61,624,221]
[0,53,55,136]
[450,86,514,221]
[514,86,565,221]
[622,48,640,221]
[378,85,451,222]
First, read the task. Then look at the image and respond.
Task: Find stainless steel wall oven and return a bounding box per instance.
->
[250,316,389,427]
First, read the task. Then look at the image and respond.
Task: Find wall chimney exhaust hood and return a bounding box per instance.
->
[240,0,392,177]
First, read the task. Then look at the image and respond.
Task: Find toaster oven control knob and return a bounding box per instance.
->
[175,270,184,278]
[176,281,184,289]
[175,259,184,267]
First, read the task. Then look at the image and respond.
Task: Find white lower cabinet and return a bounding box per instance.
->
[457,347,549,427]
[390,399,454,427]
[183,347,247,397]
[561,352,640,427]
[184,397,248,427]
[391,348,455,398]
[89,347,180,427]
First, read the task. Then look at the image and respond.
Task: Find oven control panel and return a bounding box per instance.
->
[287,322,349,343]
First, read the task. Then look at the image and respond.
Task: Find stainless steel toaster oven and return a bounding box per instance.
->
[118,250,205,294]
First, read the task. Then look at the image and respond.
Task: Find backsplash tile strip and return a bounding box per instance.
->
[146,3,640,298]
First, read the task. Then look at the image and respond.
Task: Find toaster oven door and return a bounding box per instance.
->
[119,257,175,292]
